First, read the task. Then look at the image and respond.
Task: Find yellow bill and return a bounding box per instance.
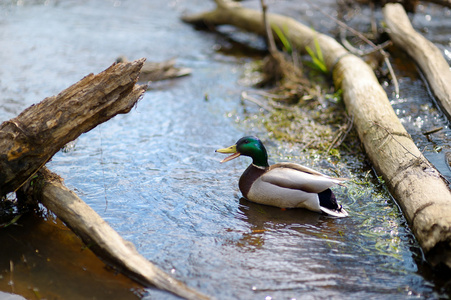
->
[215,144,241,163]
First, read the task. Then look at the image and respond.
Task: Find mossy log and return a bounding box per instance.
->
[182,0,451,269]
[20,167,209,300]
[0,59,147,197]
[383,3,451,120]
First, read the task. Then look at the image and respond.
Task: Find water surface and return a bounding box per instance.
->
[0,0,450,299]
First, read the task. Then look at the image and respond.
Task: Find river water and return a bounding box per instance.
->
[0,0,450,299]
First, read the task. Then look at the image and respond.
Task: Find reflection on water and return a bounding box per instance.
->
[1,0,450,299]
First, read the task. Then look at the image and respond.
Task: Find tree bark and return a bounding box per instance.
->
[19,167,209,300]
[1,59,209,299]
[182,0,451,269]
[383,3,451,120]
[0,59,147,197]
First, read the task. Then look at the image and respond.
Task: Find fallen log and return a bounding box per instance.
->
[182,0,451,269]
[0,59,146,197]
[383,3,451,120]
[0,59,209,299]
[19,167,209,300]
[117,56,192,82]
[423,0,451,8]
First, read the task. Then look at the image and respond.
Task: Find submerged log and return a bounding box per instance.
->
[383,3,451,120]
[0,59,147,197]
[183,0,451,269]
[19,167,209,300]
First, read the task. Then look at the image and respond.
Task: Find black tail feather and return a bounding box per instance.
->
[318,189,339,210]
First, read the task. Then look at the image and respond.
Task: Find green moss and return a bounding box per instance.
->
[235,28,418,265]
[245,79,354,156]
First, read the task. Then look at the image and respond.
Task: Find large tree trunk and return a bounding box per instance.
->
[0,59,146,197]
[383,3,451,120]
[19,167,209,300]
[182,0,451,269]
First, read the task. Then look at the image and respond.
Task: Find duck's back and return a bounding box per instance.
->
[238,164,322,211]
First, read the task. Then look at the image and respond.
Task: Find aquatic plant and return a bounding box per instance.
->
[271,24,292,54]
[305,33,328,74]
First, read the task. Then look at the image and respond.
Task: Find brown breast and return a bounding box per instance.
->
[239,164,267,199]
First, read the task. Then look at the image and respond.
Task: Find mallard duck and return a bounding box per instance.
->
[216,136,348,217]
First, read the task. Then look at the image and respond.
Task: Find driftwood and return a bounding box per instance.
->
[183,0,451,269]
[19,167,209,300]
[0,59,209,299]
[424,0,451,8]
[383,3,451,120]
[0,59,147,197]
[116,56,192,82]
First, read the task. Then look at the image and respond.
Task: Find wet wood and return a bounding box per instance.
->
[0,59,147,197]
[183,0,451,269]
[117,56,192,82]
[1,59,209,299]
[383,3,451,120]
[20,167,209,300]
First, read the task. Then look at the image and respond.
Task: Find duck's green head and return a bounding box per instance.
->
[216,136,269,168]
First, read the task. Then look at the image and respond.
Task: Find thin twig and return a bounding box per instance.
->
[327,114,354,153]
[260,0,278,55]
[337,114,354,145]
[250,90,291,100]
[241,91,290,111]
[383,55,399,97]
[241,91,274,112]
[340,30,392,56]
[422,126,444,136]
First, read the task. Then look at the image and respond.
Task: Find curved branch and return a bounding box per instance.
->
[383,3,451,121]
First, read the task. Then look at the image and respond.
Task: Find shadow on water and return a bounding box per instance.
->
[1,0,451,299]
[233,198,322,248]
[0,212,143,300]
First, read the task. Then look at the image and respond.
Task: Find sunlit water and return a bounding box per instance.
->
[1,0,450,299]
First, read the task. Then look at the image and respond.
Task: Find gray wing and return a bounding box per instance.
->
[262,165,343,193]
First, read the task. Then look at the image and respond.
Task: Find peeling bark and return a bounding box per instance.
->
[0,59,147,197]
[1,59,210,299]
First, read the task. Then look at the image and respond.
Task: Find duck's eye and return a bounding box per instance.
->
[243,139,250,144]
